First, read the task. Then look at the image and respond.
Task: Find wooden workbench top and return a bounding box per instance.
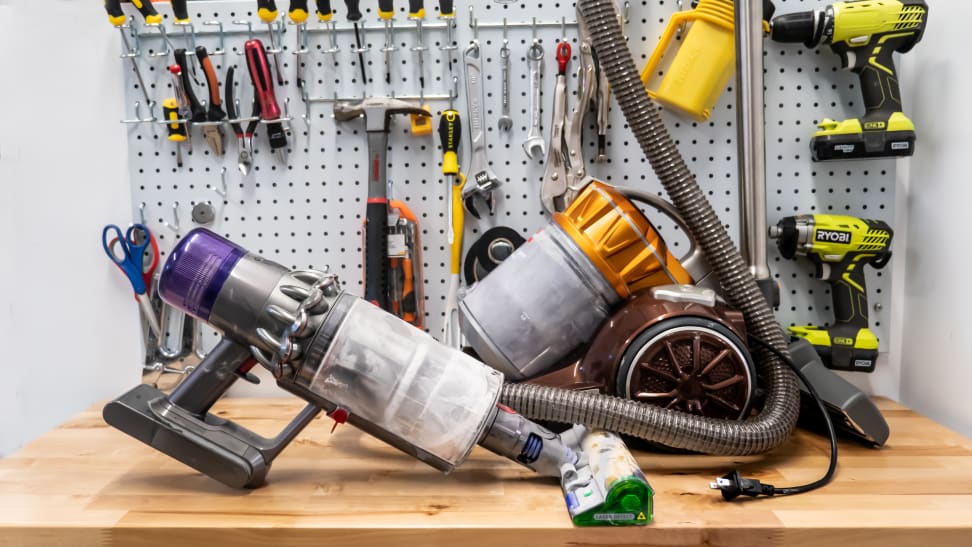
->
[1,397,971,546]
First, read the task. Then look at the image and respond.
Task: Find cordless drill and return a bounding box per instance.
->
[770,0,928,161]
[770,215,893,372]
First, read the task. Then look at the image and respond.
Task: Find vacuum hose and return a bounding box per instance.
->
[499,0,800,455]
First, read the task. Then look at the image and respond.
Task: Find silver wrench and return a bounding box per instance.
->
[498,39,513,131]
[523,41,546,159]
[463,42,501,218]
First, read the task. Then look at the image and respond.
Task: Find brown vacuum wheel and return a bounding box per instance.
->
[617,318,756,420]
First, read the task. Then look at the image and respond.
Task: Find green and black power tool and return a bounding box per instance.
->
[770,215,893,373]
[770,0,928,161]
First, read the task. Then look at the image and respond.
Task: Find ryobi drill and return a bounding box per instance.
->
[770,0,928,161]
[770,215,893,373]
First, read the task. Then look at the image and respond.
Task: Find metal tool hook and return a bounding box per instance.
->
[174,21,198,51]
[118,18,140,58]
[233,20,254,54]
[203,21,226,55]
[162,202,181,234]
[146,22,176,57]
[212,167,228,198]
[121,101,157,125]
[139,202,148,225]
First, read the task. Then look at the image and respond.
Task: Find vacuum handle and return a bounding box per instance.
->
[168,337,255,416]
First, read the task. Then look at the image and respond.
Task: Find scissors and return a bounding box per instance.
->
[102,223,162,337]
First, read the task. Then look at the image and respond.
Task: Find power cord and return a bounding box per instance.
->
[709,334,838,500]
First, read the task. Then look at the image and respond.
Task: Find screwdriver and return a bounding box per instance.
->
[172,0,190,23]
[315,0,340,62]
[289,1,310,87]
[344,0,369,85]
[105,0,162,25]
[378,0,397,85]
[438,109,463,348]
[168,64,194,154]
[409,0,427,89]
[103,1,154,110]
[163,98,187,167]
[245,39,289,162]
[438,0,456,73]
[257,0,287,86]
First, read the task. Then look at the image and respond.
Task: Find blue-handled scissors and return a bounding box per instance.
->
[102,223,163,337]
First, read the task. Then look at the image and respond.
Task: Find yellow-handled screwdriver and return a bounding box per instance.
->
[257,0,286,86]
[163,98,187,167]
[438,109,463,348]
[103,1,155,109]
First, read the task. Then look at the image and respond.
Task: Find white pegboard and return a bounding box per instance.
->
[118,0,895,353]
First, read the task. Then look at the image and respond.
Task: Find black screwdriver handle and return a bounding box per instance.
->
[174,49,207,123]
[172,0,190,23]
[344,0,362,22]
[258,0,279,23]
[438,0,453,17]
[104,0,162,25]
[438,110,461,176]
[315,0,334,20]
[289,0,310,22]
[408,0,424,18]
[378,0,394,20]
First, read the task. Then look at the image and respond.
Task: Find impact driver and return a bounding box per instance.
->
[770,0,928,161]
[770,215,893,372]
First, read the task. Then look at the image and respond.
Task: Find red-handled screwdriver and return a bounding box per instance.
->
[245,39,288,162]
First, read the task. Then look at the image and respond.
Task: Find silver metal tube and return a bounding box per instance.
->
[735,0,770,284]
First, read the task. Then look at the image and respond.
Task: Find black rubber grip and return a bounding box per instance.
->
[172,0,190,22]
[225,66,239,120]
[163,98,188,139]
[408,0,423,17]
[364,201,390,309]
[857,43,904,121]
[267,122,288,150]
[174,49,208,122]
[378,0,394,19]
[315,0,333,18]
[129,0,161,23]
[438,0,453,17]
[258,0,279,23]
[104,0,126,25]
[344,0,362,21]
[832,263,869,329]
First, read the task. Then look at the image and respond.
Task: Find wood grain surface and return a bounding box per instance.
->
[1,397,971,546]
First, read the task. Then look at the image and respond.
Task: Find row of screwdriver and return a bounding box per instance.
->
[107,0,456,100]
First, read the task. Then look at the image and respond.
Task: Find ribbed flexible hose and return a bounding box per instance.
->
[500,0,799,455]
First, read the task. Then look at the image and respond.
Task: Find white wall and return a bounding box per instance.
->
[0,1,141,456]
[897,4,972,439]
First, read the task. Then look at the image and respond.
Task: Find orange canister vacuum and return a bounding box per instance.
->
[641,0,774,121]
[458,180,693,380]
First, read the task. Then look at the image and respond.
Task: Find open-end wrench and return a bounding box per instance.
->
[497,39,513,132]
[463,42,502,218]
[523,41,545,159]
[563,40,596,205]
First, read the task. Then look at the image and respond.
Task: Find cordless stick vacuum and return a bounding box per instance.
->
[104,229,652,526]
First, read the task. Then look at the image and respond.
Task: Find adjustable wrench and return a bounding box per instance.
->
[463,42,501,218]
[540,42,570,214]
[497,39,513,132]
[523,41,545,159]
[563,40,596,205]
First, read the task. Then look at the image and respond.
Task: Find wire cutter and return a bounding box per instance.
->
[226,65,261,176]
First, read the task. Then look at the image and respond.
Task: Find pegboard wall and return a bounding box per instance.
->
[117,0,896,355]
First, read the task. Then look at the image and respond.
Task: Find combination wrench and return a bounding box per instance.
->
[523,41,546,159]
[497,38,513,132]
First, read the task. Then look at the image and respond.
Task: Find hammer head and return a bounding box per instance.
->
[333,98,432,133]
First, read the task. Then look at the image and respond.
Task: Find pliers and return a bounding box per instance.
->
[564,39,597,205]
[226,65,261,176]
[541,42,571,214]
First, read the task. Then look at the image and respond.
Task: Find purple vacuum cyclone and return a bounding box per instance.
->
[158,228,246,321]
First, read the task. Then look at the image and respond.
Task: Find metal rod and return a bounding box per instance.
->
[735,0,773,296]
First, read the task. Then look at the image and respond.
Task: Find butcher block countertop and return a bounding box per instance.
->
[1,397,971,546]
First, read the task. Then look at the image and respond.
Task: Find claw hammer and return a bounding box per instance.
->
[333,98,431,310]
